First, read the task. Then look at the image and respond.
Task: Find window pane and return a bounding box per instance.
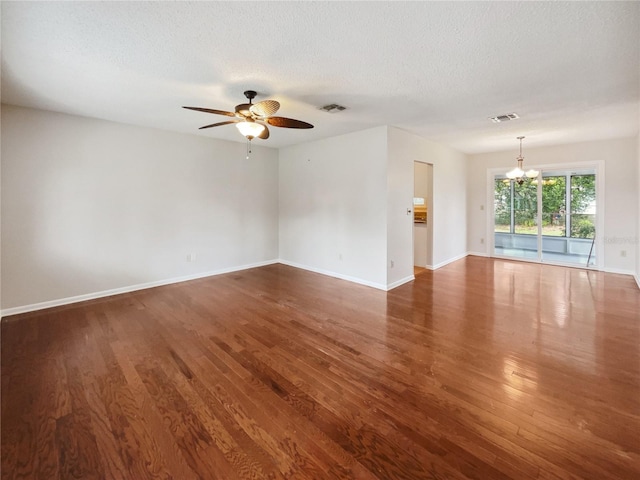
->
[494,178,511,233]
[570,175,596,238]
[541,176,566,237]
[513,180,537,235]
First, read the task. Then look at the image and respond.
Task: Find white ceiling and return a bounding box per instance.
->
[2,1,639,154]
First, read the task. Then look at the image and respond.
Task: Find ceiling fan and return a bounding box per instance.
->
[183,90,313,141]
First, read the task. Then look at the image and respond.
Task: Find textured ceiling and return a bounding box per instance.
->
[2,1,639,153]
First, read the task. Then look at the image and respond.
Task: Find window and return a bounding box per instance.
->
[570,175,596,239]
[496,173,596,239]
[513,180,537,235]
[541,176,566,237]
[494,179,511,233]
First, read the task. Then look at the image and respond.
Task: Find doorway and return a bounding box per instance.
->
[492,167,599,268]
[413,161,433,273]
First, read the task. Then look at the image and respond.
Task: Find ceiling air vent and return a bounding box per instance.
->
[319,103,347,113]
[489,113,519,123]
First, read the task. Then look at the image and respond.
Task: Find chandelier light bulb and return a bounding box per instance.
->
[506,167,524,179]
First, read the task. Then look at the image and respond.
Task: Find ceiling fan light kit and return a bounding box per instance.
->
[236,118,265,139]
[183,90,313,157]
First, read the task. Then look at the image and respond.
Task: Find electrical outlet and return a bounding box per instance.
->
[480,205,484,211]
[480,238,485,244]
[621,250,627,258]
[390,260,395,268]
[339,253,343,261]
[187,253,196,262]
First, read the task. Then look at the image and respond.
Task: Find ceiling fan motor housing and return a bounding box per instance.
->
[235,104,252,116]
[235,91,258,117]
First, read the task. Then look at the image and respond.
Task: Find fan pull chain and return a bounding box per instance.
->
[246,139,252,159]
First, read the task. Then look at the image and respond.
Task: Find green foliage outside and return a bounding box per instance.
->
[571,216,596,238]
[494,174,596,239]
[494,179,512,229]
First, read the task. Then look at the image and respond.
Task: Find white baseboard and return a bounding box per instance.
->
[602,267,636,276]
[431,252,469,270]
[387,275,415,290]
[0,259,279,319]
[9,254,632,318]
[469,253,639,286]
[277,259,388,291]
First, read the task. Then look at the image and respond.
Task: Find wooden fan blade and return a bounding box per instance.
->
[258,124,270,139]
[250,100,280,118]
[198,120,239,130]
[267,116,314,129]
[183,106,236,117]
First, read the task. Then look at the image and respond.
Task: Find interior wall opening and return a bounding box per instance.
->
[413,161,433,273]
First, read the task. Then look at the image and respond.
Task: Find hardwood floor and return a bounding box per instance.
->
[2,257,639,479]
[414,266,427,276]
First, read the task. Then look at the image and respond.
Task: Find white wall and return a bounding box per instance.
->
[12,107,632,316]
[467,137,638,275]
[388,127,467,281]
[279,126,468,290]
[278,126,389,289]
[637,133,640,287]
[1,105,279,312]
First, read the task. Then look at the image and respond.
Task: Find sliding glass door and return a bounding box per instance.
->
[493,169,597,267]
[494,177,538,260]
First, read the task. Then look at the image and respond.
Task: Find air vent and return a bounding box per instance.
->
[319,103,347,113]
[489,113,519,123]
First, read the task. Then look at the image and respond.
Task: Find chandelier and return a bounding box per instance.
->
[506,136,538,184]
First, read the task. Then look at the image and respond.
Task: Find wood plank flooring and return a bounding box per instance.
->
[2,257,640,479]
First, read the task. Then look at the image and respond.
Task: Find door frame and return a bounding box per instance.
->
[486,160,605,270]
